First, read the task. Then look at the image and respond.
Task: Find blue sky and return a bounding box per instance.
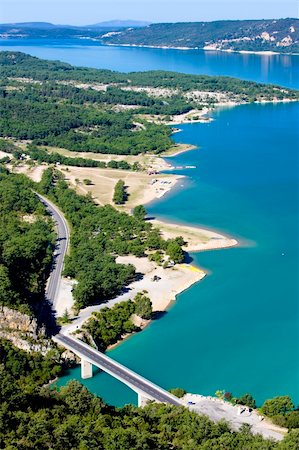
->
[0,0,297,25]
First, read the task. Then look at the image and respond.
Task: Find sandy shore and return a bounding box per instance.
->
[152,220,238,252]
[166,108,213,125]
[61,255,206,335]
[161,143,198,157]
[60,220,237,333]
[108,43,294,56]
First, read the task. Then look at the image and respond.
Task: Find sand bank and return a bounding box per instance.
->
[61,219,237,336]
[166,108,213,125]
[152,220,238,252]
[61,255,206,336]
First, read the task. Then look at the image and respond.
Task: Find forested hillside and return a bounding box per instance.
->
[103,18,299,53]
[0,168,54,313]
[2,337,299,449]
[1,19,298,53]
[1,52,298,157]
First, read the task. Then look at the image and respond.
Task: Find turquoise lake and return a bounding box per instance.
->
[0,38,299,88]
[2,40,297,406]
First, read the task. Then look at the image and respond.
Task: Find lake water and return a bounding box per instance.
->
[0,38,298,89]
[2,39,297,406]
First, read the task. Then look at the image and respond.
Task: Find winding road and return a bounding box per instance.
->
[37,193,70,310]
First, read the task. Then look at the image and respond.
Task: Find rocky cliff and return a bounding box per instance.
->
[0,306,52,353]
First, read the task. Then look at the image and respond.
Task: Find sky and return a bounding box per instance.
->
[0,0,298,25]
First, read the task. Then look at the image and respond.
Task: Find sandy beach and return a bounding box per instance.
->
[165,108,213,125]
[60,221,237,333]
[61,255,206,335]
[151,220,238,252]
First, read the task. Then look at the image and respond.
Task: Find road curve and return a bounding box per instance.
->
[54,334,182,406]
[37,193,70,311]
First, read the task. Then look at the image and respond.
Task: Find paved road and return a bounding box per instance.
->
[37,193,70,310]
[54,334,182,406]
[39,194,181,406]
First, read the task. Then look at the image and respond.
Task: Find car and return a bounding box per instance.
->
[187,401,195,405]
[151,275,161,282]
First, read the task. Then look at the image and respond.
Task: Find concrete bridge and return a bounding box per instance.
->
[41,193,181,408]
[53,333,181,407]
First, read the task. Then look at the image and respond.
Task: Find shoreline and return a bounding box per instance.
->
[161,144,198,158]
[105,42,299,56]
[56,105,241,335]
[61,223,238,338]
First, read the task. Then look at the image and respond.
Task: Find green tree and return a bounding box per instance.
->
[236,393,256,409]
[133,205,147,221]
[0,264,16,306]
[261,396,294,417]
[166,240,184,263]
[169,388,187,398]
[134,292,152,319]
[278,429,299,449]
[60,309,71,324]
[113,180,128,205]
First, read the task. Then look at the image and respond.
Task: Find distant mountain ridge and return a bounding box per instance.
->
[88,20,151,28]
[2,22,57,28]
[0,19,298,53]
[102,19,299,53]
[0,20,151,40]
[0,20,150,30]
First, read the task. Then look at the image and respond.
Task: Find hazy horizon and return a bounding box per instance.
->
[0,17,298,26]
[0,0,297,26]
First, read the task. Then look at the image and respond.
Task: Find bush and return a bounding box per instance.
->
[169,388,187,398]
[236,393,256,409]
[261,396,294,417]
[113,180,128,204]
[134,292,152,319]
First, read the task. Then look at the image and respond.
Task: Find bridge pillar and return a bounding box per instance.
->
[81,359,93,379]
[138,393,151,407]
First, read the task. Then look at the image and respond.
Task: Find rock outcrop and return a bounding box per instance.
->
[0,306,52,353]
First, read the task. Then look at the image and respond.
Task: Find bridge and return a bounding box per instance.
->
[53,333,181,406]
[41,193,181,407]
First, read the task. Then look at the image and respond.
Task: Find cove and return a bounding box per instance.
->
[58,101,299,407]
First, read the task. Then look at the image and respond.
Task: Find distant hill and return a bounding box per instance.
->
[89,20,151,28]
[102,19,299,53]
[0,20,151,39]
[1,22,57,28]
[1,19,298,53]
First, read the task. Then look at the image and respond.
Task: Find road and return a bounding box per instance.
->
[54,334,182,406]
[39,194,181,406]
[37,193,70,310]
[37,194,286,436]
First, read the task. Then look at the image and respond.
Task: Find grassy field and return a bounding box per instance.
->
[59,165,180,210]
